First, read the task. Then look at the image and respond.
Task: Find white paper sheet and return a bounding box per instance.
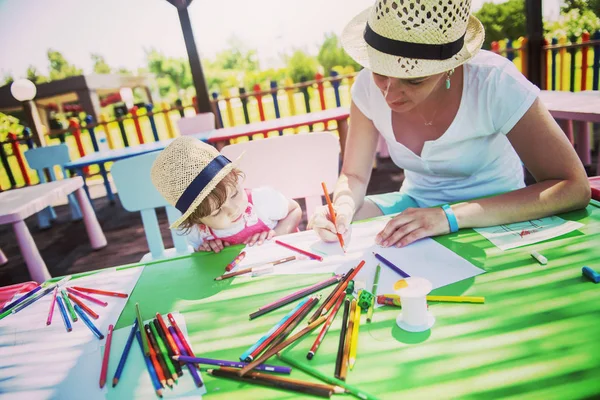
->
[106,312,206,399]
[0,266,144,399]
[473,216,584,250]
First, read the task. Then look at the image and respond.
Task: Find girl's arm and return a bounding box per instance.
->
[273,199,302,235]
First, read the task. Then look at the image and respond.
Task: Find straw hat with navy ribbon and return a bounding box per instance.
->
[151,136,238,229]
[341,0,485,78]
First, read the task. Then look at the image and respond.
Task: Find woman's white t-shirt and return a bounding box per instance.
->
[351,50,540,207]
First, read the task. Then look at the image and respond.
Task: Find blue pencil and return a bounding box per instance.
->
[136,331,163,397]
[0,285,41,314]
[239,297,311,362]
[372,252,410,278]
[112,318,138,387]
[56,296,72,332]
[74,304,104,339]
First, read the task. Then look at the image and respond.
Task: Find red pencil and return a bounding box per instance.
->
[307,292,345,359]
[46,287,58,326]
[66,287,108,307]
[156,313,180,356]
[274,240,323,261]
[99,324,114,388]
[168,313,196,358]
[321,182,346,252]
[72,286,128,298]
[68,293,100,319]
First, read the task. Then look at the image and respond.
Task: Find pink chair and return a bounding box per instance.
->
[220,132,341,219]
[176,112,216,136]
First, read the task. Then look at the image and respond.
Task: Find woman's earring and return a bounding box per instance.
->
[446,69,455,90]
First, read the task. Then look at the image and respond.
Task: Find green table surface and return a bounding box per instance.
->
[65,201,600,399]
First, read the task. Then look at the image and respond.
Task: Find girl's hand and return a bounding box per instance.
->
[197,239,231,253]
[244,230,275,247]
[376,207,450,248]
[308,203,353,242]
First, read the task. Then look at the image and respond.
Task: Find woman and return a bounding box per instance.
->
[309,0,590,248]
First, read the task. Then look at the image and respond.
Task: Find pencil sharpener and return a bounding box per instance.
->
[357,290,374,311]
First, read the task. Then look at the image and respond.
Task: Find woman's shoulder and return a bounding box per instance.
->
[466,50,524,79]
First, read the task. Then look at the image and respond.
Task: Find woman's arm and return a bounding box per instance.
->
[452,98,590,228]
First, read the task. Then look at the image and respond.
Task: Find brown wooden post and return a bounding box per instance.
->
[525,0,543,88]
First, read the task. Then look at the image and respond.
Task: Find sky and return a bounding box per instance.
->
[0,0,561,79]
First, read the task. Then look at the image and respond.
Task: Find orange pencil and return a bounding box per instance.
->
[67,293,99,319]
[71,286,128,298]
[321,182,346,252]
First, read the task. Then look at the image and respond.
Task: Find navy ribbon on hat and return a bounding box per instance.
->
[175,155,231,214]
[364,23,465,60]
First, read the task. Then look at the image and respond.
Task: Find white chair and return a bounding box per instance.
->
[111,152,193,262]
[220,132,340,219]
[176,112,216,136]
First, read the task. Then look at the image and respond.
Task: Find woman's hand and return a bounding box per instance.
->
[308,203,353,242]
[197,239,231,253]
[376,207,450,247]
[244,230,276,246]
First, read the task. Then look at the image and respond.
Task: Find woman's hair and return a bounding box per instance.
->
[178,168,245,232]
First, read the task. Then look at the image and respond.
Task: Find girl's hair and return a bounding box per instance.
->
[178,168,245,233]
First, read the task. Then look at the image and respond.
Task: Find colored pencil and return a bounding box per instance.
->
[174,355,292,374]
[334,298,350,380]
[156,313,179,356]
[321,181,346,252]
[167,313,196,359]
[239,315,327,376]
[372,252,410,278]
[377,294,486,305]
[67,287,108,307]
[349,301,361,370]
[209,367,343,398]
[259,275,341,311]
[136,303,150,356]
[274,239,323,261]
[169,326,204,387]
[279,353,377,400]
[71,286,128,298]
[61,290,78,322]
[153,319,183,377]
[146,324,173,387]
[267,296,320,352]
[249,276,333,320]
[74,304,104,339]
[147,327,167,387]
[307,291,345,360]
[241,297,311,361]
[46,287,58,325]
[367,264,381,323]
[56,296,72,332]
[307,267,355,324]
[136,330,163,398]
[113,318,138,387]
[340,299,356,380]
[0,285,41,315]
[67,293,99,319]
[322,260,365,315]
[99,324,114,388]
[216,256,296,281]
[149,321,178,381]
[10,284,54,314]
[225,250,246,272]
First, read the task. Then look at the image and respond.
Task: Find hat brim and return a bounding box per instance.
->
[341,7,485,79]
[169,154,243,229]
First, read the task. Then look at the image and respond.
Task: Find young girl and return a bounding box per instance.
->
[150,136,302,253]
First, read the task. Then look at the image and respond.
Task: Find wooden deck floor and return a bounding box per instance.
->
[0,157,407,286]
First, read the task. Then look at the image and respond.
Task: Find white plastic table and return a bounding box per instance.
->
[0,177,107,283]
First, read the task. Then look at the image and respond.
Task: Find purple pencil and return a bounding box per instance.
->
[258,275,342,311]
[66,287,108,307]
[173,355,292,374]
[46,287,58,326]
[169,326,204,387]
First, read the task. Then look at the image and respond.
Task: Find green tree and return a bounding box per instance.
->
[214,36,259,71]
[2,74,14,86]
[561,0,600,17]
[47,49,83,80]
[285,49,318,83]
[317,33,361,74]
[545,9,600,39]
[475,0,526,48]
[26,65,48,84]
[145,49,193,97]
[91,53,111,74]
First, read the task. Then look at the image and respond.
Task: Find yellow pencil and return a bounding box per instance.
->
[382,294,485,304]
[348,303,361,370]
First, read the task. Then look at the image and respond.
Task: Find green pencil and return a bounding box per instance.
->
[150,320,178,381]
[135,303,150,356]
[367,264,381,323]
[60,290,78,322]
[278,353,378,400]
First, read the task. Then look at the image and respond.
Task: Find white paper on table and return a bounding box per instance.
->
[106,312,206,399]
[473,216,584,250]
[0,266,144,399]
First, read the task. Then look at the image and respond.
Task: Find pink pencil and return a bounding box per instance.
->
[274,240,323,261]
[67,287,108,307]
[46,287,58,326]
[259,275,341,310]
